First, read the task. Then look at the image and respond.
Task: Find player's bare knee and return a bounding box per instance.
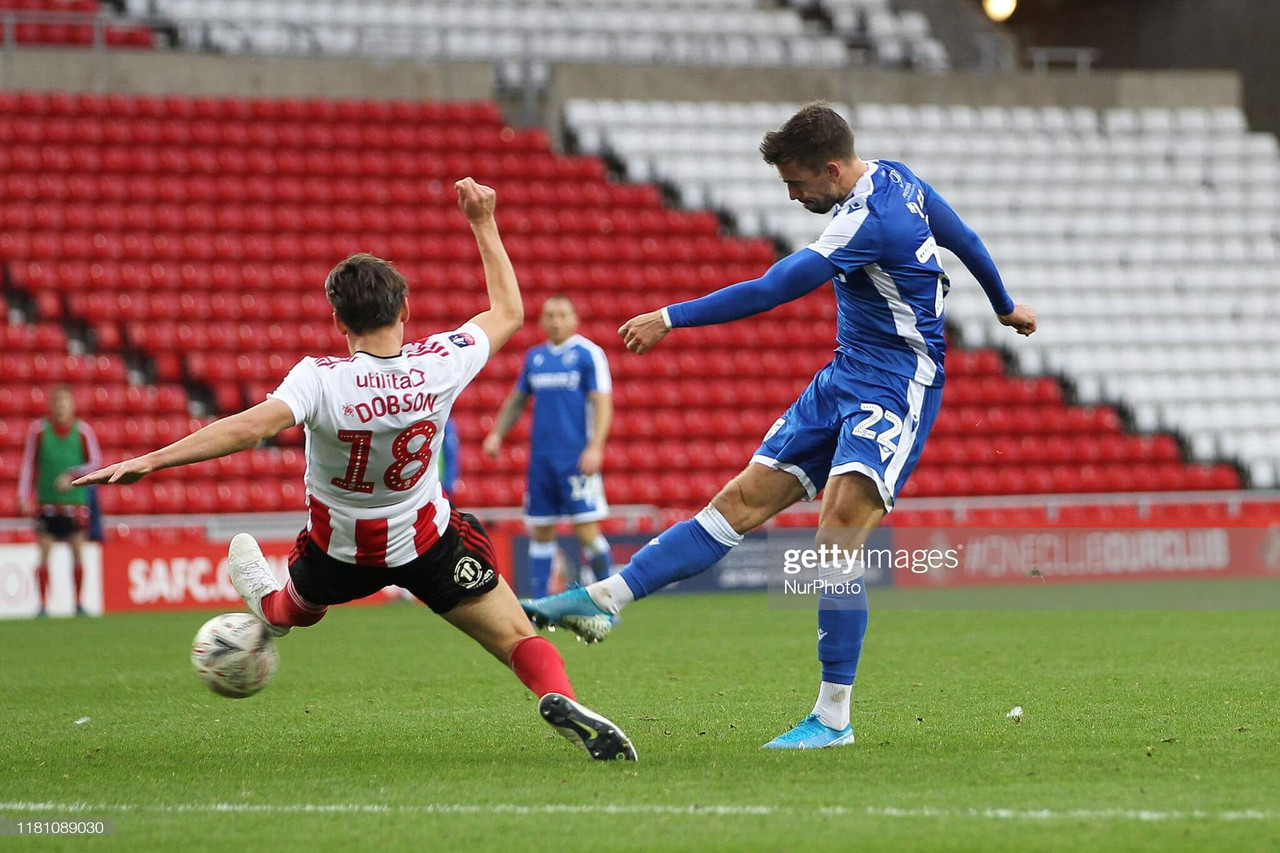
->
[496,619,537,661]
[488,607,538,660]
[572,522,600,544]
[821,473,886,530]
[530,524,556,543]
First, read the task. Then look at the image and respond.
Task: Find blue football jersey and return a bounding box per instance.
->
[516,334,612,458]
[807,159,950,387]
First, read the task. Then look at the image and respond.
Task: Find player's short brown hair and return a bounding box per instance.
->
[542,293,575,310]
[324,253,408,334]
[759,101,855,172]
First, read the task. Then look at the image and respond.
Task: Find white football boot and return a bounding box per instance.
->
[227,533,291,637]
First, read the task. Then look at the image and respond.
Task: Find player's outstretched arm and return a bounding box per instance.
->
[456,177,524,353]
[71,400,296,486]
[619,249,836,354]
[923,183,1036,336]
[482,390,529,457]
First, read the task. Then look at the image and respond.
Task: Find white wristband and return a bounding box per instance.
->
[660,307,673,330]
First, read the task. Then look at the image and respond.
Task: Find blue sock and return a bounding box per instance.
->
[620,507,743,599]
[817,576,868,686]
[582,534,612,581]
[527,540,556,598]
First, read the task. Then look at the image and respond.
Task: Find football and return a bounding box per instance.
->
[190,613,279,699]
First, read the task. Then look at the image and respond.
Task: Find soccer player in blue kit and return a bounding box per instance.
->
[523,102,1037,748]
[484,295,615,597]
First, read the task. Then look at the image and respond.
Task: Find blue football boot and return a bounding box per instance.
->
[761,714,855,749]
[520,586,615,644]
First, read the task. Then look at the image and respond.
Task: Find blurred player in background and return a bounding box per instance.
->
[76,179,636,762]
[524,102,1036,749]
[18,384,102,617]
[439,419,461,495]
[483,295,614,596]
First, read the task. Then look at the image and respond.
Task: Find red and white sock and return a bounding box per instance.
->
[509,636,575,699]
[260,579,327,628]
[72,562,83,606]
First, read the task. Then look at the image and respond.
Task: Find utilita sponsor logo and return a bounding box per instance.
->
[355,369,427,390]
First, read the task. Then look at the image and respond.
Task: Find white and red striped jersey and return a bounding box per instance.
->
[268,322,490,567]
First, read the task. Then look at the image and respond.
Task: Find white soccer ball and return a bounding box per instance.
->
[190,613,279,699]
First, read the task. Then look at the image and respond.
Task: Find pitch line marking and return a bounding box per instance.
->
[0,801,1273,822]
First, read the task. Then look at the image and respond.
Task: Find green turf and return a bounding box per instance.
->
[1,581,1277,852]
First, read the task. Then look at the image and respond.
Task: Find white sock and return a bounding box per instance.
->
[694,505,744,547]
[583,534,610,557]
[812,681,851,730]
[587,573,633,615]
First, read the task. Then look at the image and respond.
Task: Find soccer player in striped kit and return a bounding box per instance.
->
[19,384,102,617]
[75,179,636,762]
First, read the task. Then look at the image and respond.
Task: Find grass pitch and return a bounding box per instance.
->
[2,580,1277,852]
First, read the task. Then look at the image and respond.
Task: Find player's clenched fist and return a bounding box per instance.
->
[455,177,497,223]
[998,303,1037,337]
[618,310,670,354]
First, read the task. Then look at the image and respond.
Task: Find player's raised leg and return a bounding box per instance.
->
[522,377,832,640]
[521,463,806,640]
[441,576,637,761]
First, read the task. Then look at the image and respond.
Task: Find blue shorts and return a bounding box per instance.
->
[752,357,943,510]
[524,454,609,525]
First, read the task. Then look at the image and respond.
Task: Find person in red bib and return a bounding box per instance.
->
[18,384,102,617]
